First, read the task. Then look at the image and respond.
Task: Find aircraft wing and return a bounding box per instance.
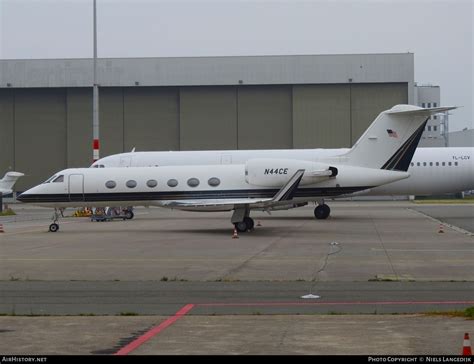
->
[160,169,305,211]
[160,197,272,211]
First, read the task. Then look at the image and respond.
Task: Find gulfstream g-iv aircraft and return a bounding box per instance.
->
[18,105,455,232]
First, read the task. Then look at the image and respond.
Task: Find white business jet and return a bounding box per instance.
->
[0,171,24,196]
[18,105,454,232]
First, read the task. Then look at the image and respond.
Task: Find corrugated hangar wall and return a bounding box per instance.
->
[0,83,407,190]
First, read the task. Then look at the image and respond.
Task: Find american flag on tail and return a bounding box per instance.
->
[386,129,398,138]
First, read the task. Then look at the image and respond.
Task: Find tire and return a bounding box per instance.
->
[125,210,134,220]
[314,204,330,220]
[235,221,248,233]
[49,223,59,232]
[244,217,254,230]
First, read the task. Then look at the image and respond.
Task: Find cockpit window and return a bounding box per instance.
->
[52,175,64,183]
[43,175,57,184]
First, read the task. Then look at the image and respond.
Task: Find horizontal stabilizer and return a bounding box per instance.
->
[387,106,457,115]
[0,171,24,194]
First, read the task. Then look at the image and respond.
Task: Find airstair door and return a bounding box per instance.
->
[68,174,84,202]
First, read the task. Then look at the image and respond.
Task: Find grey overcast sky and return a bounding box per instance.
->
[1,0,472,131]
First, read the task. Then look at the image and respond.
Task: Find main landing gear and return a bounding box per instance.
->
[314,203,331,220]
[49,208,61,232]
[231,206,255,233]
[234,216,255,233]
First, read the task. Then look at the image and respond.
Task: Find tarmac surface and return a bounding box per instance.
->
[1,202,473,282]
[0,315,472,355]
[0,201,473,355]
[1,281,474,315]
[412,204,474,234]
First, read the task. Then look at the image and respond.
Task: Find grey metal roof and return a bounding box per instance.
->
[0,53,414,88]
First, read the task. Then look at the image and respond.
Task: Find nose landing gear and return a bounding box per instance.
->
[49,223,59,232]
[48,209,61,232]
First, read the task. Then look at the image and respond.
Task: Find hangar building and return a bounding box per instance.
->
[0,53,414,189]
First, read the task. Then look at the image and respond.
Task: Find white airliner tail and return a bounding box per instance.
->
[0,171,24,195]
[343,105,457,171]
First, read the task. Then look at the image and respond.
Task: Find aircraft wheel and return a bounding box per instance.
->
[49,223,59,232]
[244,217,255,230]
[235,221,248,233]
[314,204,330,220]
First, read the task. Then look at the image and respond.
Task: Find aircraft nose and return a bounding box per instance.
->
[17,192,29,202]
[17,187,36,203]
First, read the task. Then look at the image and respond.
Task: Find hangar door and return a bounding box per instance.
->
[237,86,293,149]
[180,87,237,150]
[350,83,408,144]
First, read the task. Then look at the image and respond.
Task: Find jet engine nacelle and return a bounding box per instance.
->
[245,158,337,187]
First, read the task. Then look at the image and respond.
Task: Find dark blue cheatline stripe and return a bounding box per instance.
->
[17,186,374,204]
[381,119,428,172]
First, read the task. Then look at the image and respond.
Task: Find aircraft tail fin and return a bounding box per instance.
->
[0,172,24,194]
[343,105,456,171]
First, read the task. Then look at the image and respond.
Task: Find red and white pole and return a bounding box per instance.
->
[92,0,100,162]
[93,138,100,162]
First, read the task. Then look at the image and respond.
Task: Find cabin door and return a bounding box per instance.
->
[68,174,84,202]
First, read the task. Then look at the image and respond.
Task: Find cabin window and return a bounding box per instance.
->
[417,162,420,166]
[442,162,445,166]
[187,178,200,187]
[167,179,178,188]
[105,180,116,189]
[435,162,439,166]
[410,162,414,167]
[423,162,427,166]
[126,180,137,188]
[448,162,452,166]
[146,179,158,188]
[454,162,458,166]
[208,177,221,187]
[429,162,433,166]
[43,175,56,184]
[52,175,64,183]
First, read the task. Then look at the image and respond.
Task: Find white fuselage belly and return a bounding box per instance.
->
[95,147,474,196]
